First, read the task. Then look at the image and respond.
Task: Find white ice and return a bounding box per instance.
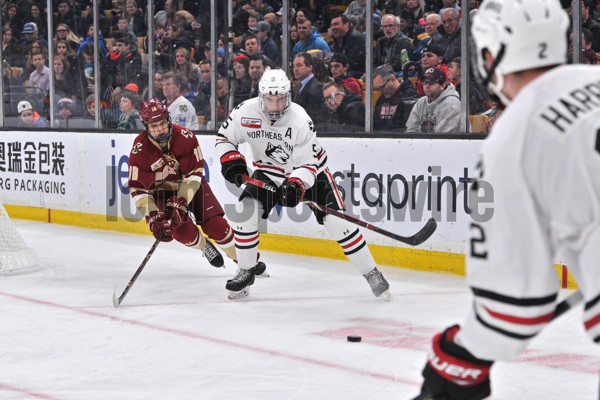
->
[1,220,598,400]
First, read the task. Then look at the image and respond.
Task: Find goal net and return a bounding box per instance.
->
[0,200,41,274]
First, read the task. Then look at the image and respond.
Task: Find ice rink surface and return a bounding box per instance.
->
[2,220,599,400]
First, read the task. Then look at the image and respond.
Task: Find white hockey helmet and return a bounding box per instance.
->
[258,67,292,120]
[471,0,568,102]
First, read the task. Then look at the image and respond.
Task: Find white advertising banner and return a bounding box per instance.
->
[0,131,484,253]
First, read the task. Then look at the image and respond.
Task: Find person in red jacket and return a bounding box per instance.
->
[127,98,240,270]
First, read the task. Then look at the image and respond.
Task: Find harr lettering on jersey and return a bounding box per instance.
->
[540,80,600,132]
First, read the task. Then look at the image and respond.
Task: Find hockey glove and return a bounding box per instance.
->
[220,151,248,187]
[166,196,189,229]
[280,178,305,208]
[146,210,173,242]
[417,325,493,400]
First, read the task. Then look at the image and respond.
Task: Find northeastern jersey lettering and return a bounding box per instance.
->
[128,125,204,206]
[216,98,326,188]
[458,65,600,360]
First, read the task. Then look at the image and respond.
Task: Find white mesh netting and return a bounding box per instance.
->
[0,200,41,274]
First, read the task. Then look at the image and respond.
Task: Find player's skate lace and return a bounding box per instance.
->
[202,239,224,268]
[226,268,255,291]
[363,267,390,298]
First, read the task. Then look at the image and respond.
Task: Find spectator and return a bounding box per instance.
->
[404,0,426,21]
[232,54,252,107]
[293,18,331,57]
[413,13,441,59]
[3,4,23,38]
[156,23,194,71]
[77,25,108,59]
[398,7,424,45]
[54,23,82,54]
[263,11,282,49]
[54,0,84,37]
[329,53,363,96]
[292,52,326,124]
[198,60,211,98]
[234,11,259,51]
[115,16,139,52]
[343,0,370,18]
[322,81,365,131]
[2,28,22,69]
[438,7,461,63]
[103,32,143,104]
[406,67,460,133]
[117,90,144,129]
[329,14,366,78]
[244,35,263,57]
[173,47,201,94]
[248,53,266,98]
[56,97,77,127]
[20,22,48,55]
[581,0,600,52]
[162,72,200,130]
[28,51,50,93]
[290,23,299,48]
[415,44,448,96]
[372,64,418,131]
[123,0,147,37]
[52,55,81,105]
[440,0,460,12]
[17,100,48,128]
[256,21,280,66]
[373,14,415,73]
[447,57,487,115]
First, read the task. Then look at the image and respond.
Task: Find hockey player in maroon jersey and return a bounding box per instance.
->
[127,98,236,268]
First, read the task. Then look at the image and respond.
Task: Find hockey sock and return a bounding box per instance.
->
[232,197,260,269]
[324,215,376,275]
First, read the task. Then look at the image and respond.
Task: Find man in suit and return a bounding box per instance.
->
[292,52,325,124]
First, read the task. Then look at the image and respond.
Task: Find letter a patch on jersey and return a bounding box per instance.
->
[241,117,262,128]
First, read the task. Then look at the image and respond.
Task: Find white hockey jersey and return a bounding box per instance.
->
[216,98,327,188]
[458,65,600,360]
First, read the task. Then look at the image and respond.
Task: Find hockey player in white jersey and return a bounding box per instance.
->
[216,68,391,300]
[414,0,600,399]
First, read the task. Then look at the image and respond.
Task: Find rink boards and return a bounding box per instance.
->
[0,130,576,287]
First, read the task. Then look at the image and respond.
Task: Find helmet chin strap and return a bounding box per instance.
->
[482,45,512,106]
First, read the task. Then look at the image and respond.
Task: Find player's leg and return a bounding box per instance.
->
[307,170,392,301]
[225,171,277,298]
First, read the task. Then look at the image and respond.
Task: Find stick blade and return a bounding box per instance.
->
[112,286,122,308]
[405,218,437,246]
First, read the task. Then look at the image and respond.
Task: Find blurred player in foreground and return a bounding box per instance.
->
[128,98,236,270]
[414,0,600,398]
[216,68,392,300]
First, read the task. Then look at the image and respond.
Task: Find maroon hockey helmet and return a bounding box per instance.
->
[140,98,170,125]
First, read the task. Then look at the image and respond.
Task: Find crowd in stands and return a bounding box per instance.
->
[2,0,596,133]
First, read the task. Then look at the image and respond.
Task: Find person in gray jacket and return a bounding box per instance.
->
[406,67,460,133]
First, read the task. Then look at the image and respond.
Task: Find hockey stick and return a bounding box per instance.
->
[411,290,584,400]
[241,175,437,246]
[112,233,163,308]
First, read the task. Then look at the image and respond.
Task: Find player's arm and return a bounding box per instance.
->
[216,110,249,187]
[174,129,204,204]
[128,145,172,241]
[280,119,320,207]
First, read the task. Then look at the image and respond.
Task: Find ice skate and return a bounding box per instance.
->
[254,261,269,277]
[202,238,224,268]
[226,267,256,299]
[364,267,392,301]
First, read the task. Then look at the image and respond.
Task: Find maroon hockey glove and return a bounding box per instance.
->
[220,151,248,187]
[416,325,493,400]
[145,210,173,242]
[280,178,305,207]
[166,196,189,229]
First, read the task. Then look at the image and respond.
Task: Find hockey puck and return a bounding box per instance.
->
[347,335,362,342]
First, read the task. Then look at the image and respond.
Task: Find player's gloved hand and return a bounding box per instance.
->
[416,325,493,400]
[145,210,173,242]
[280,178,305,207]
[166,196,189,229]
[220,151,248,187]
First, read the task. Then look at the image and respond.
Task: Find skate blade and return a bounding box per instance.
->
[228,288,250,300]
[379,290,393,302]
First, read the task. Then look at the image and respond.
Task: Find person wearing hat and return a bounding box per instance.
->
[20,22,48,55]
[405,66,460,133]
[56,97,76,128]
[416,43,448,96]
[255,21,280,66]
[17,100,48,128]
